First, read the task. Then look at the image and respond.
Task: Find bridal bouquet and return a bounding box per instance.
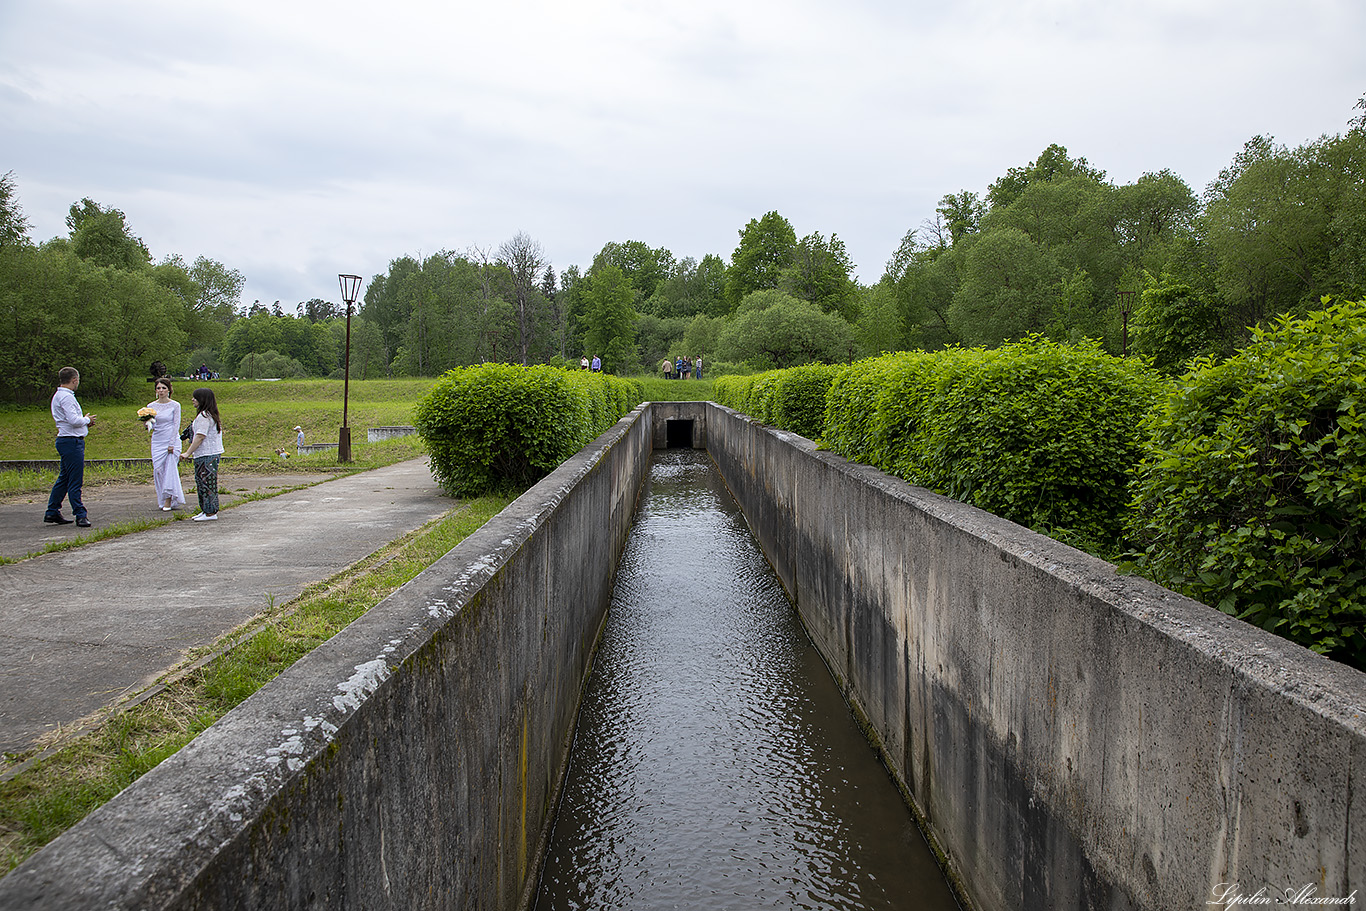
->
[137,406,157,430]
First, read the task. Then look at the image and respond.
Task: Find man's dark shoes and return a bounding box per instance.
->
[44,514,73,525]
[75,517,91,528]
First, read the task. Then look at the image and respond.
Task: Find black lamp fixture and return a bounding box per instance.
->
[338,273,362,462]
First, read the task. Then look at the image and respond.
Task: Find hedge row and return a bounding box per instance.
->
[713,364,841,442]
[414,364,643,496]
[1129,299,1366,667]
[822,339,1162,553]
[714,302,1366,670]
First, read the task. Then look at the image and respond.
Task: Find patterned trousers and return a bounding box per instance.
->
[193,454,220,516]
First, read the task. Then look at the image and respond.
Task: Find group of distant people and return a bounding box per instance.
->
[659,355,702,380]
[43,366,225,528]
[579,355,602,372]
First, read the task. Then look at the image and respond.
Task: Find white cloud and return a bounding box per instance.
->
[1,0,1362,300]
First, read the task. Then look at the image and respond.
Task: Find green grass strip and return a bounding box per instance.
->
[0,492,514,875]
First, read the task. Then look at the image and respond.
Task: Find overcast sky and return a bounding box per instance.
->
[2,0,1363,309]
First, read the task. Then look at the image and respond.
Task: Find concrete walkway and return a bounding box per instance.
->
[0,459,455,760]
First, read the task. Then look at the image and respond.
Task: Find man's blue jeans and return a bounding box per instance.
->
[46,435,86,520]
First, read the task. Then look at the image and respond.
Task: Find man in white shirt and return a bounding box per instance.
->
[45,366,96,527]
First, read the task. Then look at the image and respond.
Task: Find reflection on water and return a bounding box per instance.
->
[532,449,959,911]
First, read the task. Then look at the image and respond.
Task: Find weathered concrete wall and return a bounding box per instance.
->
[367,426,417,443]
[649,400,707,450]
[0,405,654,911]
[706,403,1366,911]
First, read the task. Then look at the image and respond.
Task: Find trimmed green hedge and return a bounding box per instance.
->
[714,364,841,442]
[1129,299,1366,667]
[414,364,643,496]
[824,339,1160,552]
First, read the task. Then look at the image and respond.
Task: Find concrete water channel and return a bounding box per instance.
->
[531,449,958,910]
[2,402,1361,911]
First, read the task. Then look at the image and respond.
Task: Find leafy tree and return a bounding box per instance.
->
[634,313,688,370]
[936,190,986,246]
[361,256,420,362]
[682,314,724,364]
[1111,170,1198,272]
[889,236,962,351]
[238,350,306,379]
[1130,278,1225,373]
[220,310,285,370]
[560,264,587,356]
[725,211,797,311]
[299,298,342,322]
[65,198,151,271]
[592,240,674,308]
[781,231,859,321]
[0,170,32,249]
[948,227,1061,346]
[582,265,637,373]
[986,143,1107,210]
[0,244,185,400]
[1202,126,1366,338]
[854,281,904,355]
[717,289,856,369]
[645,253,728,319]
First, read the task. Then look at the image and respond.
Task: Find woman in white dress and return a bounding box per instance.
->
[147,377,186,511]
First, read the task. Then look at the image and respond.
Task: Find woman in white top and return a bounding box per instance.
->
[180,387,224,521]
[147,377,186,511]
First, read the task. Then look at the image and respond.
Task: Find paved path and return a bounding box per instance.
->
[0,459,454,759]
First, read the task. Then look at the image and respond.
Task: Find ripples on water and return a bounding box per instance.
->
[532,450,959,911]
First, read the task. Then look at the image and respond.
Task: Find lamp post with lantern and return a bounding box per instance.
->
[338,273,362,462]
[1118,290,1134,358]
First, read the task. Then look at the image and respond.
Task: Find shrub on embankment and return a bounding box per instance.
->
[1128,299,1366,668]
[713,364,841,442]
[414,364,643,496]
[823,338,1163,554]
[723,343,1162,553]
[718,301,1366,669]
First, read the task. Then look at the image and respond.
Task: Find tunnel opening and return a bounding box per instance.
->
[665,419,695,448]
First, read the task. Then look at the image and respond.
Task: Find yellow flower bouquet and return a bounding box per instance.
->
[137,406,157,430]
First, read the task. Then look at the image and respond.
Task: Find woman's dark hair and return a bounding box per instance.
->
[155,377,173,395]
[192,387,221,431]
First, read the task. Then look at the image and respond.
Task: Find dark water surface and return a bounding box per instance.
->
[532,450,959,911]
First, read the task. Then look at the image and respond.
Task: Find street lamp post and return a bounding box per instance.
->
[1118,290,1134,358]
[338,273,362,462]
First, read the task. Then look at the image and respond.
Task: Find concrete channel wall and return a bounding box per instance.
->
[5,399,1362,910]
[0,405,655,911]
[705,402,1366,911]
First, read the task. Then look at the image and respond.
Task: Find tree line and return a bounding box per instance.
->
[2,96,1362,401]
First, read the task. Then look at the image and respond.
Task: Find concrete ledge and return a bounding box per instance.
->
[706,403,1366,911]
[368,426,417,443]
[0,406,654,910]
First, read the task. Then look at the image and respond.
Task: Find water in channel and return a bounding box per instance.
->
[532,449,960,911]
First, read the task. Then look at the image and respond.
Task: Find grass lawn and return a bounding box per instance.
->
[0,377,438,461]
[631,375,713,402]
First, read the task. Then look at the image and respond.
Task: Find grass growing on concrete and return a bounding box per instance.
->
[0,492,514,874]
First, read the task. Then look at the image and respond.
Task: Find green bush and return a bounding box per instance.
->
[1129,299,1366,667]
[713,374,758,413]
[823,342,1161,553]
[749,371,782,425]
[771,364,841,441]
[414,364,642,496]
[824,353,938,469]
[918,338,1160,553]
